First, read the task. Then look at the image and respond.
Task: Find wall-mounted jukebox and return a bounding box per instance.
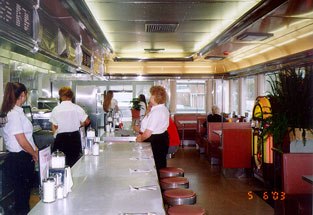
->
[251,96,274,186]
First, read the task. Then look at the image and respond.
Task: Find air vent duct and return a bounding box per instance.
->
[145,24,179,33]
[205,56,225,60]
[144,48,165,53]
[237,32,273,41]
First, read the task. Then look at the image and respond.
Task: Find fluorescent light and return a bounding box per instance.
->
[184,65,212,68]
[136,75,143,81]
[243,53,258,59]
[269,26,287,34]
[232,58,243,63]
[297,31,313,39]
[258,47,274,54]
[275,38,296,46]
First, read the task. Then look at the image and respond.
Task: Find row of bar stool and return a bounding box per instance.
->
[159,167,206,215]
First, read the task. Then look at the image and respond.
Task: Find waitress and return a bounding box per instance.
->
[136,86,169,176]
[103,90,119,112]
[50,86,90,167]
[1,82,38,215]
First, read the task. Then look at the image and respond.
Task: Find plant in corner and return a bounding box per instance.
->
[263,68,313,150]
[130,98,140,119]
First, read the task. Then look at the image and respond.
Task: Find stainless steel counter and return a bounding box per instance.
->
[101,129,137,142]
[29,141,165,215]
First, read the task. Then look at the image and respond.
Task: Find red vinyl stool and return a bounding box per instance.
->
[163,188,196,206]
[159,167,184,179]
[168,205,206,215]
[160,177,189,190]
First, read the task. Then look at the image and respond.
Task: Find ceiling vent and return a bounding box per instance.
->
[205,56,225,60]
[144,48,165,53]
[145,24,179,33]
[237,32,274,41]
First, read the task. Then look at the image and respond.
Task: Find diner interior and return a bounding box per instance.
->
[0,0,312,214]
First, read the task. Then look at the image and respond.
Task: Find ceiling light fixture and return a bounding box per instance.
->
[144,48,165,53]
[297,31,313,39]
[237,32,274,41]
[204,56,225,60]
[275,38,296,47]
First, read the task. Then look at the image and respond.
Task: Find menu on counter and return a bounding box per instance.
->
[0,0,33,37]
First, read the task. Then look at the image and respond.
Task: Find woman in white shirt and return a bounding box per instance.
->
[103,90,119,127]
[138,94,147,120]
[50,87,90,167]
[103,90,119,112]
[136,86,169,177]
[1,82,38,214]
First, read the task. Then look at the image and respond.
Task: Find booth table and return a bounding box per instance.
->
[302,175,313,185]
[178,120,197,147]
[29,141,165,215]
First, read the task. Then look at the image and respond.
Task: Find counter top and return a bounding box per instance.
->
[29,141,165,215]
[101,129,137,142]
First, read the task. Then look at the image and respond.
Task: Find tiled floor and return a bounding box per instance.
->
[167,146,274,215]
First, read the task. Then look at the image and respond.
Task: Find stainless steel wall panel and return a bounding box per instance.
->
[52,80,72,98]
[38,73,52,98]
[75,85,97,115]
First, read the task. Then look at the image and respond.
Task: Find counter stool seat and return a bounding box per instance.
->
[168,205,206,215]
[160,167,184,179]
[163,188,196,206]
[160,177,189,190]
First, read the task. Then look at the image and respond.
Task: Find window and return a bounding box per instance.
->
[108,82,153,121]
[245,76,255,114]
[134,83,153,102]
[264,72,276,95]
[215,79,229,113]
[109,85,133,121]
[176,80,205,113]
[231,79,239,115]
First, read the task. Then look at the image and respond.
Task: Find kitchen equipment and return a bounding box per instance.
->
[0,113,8,127]
[37,98,58,111]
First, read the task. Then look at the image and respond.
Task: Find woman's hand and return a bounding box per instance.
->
[136,134,143,142]
[136,129,152,142]
[32,150,38,163]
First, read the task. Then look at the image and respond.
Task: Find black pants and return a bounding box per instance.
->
[145,131,169,177]
[53,131,82,167]
[6,151,35,215]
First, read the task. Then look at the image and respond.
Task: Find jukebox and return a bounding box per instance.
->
[251,96,274,186]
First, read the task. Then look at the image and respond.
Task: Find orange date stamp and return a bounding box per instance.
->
[248,191,286,200]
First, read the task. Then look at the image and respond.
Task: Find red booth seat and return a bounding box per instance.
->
[222,128,252,168]
[282,153,313,195]
[203,122,251,162]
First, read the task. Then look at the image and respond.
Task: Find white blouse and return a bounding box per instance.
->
[50,101,88,134]
[110,99,118,110]
[140,104,169,134]
[2,106,36,152]
[139,101,146,120]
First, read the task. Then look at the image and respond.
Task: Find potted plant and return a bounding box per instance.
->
[130,98,140,119]
[263,67,313,151]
